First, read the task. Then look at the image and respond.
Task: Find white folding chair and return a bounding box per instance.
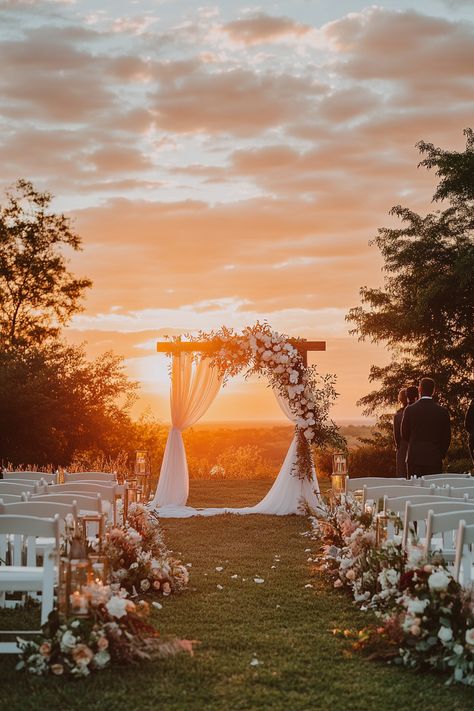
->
[422,473,472,481]
[64,472,117,484]
[0,494,22,504]
[3,471,57,484]
[0,499,78,533]
[384,493,467,515]
[454,522,474,586]
[424,509,474,560]
[363,484,435,507]
[402,500,474,550]
[345,477,414,494]
[445,485,474,499]
[420,477,473,488]
[0,514,60,651]
[0,481,46,496]
[29,493,105,540]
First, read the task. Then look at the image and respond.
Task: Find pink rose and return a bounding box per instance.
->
[162,582,171,596]
[51,664,64,675]
[97,636,109,651]
[39,642,51,657]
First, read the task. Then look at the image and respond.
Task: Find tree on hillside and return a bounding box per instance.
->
[347,129,474,438]
[0,343,139,467]
[0,179,92,348]
[0,180,141,467]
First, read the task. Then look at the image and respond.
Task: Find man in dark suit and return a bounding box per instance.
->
[401,377,451,478]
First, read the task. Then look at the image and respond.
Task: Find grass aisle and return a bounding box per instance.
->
[0,480,473,711]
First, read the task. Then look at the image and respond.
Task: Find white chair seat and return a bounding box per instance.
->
[0,566,44,587]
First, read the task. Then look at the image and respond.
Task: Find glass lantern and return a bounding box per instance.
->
[134,450,151,503]
[376,512,389,548]
[331,452,348,498]
[58,537,91,618]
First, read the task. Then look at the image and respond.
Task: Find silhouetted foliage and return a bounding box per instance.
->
[0,340,138,467]
[0,179,92,349]
[347,129,474,440]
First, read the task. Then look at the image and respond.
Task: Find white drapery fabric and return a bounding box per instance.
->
[152,386,321,518]
[150,353,222,508]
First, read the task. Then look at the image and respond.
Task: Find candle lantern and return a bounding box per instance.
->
[58,536,91,618]
[134,450,152,503]
[376,512,389,548]
[331,452,348,497]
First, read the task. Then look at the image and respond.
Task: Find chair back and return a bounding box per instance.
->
[424,509,474,557]
[0,499,78,525]
[420,477,473,488]
[445,485,474,498]
[454,522,474,584]
[403,500,474,549]
[384,494,464,515]
[0,514,60,565]
[345,477,413,493]
[422,473,471,481]
[65,472,116,484]
[47,484,116,522]
[0,494,22,504]
[28,492,102,515]
[0,514,60,627]
[2,471,56,484]
[0,481,45,495]
[363,484,433,505]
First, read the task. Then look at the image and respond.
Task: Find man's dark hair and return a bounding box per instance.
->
[406,385,418,403]
[419,377,436,397]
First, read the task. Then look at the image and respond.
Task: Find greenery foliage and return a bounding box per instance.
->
[347,129,474,438]
[0,179,91,349]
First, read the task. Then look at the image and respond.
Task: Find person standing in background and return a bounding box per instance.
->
[401,377,451,477]
[393,388,408,478]
[393,385,418,478]
[465,399,474,464]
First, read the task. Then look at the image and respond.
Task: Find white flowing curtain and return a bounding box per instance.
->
[247,390,320,515]
[150,353,222,508]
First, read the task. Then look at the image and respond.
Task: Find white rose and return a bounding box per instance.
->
[428,570,451,592]
[438,626,453,644]
[453,644,464,655]
[60,630,76,652]
[406,598,429,615]
[466,628,474,647]
[106,595,128,619]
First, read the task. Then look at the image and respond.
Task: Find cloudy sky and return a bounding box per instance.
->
[1,0,473,423]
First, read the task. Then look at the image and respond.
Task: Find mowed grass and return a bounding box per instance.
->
[0,479,473,711]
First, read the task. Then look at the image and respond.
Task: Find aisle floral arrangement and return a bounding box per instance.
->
[163,322,345,480]
[103,503,189,596]
[16,589,194,678]
[310,495,474,686]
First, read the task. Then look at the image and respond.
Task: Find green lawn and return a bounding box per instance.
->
[0,479,473,711]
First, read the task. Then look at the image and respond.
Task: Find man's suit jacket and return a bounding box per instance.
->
[401,397,451,467]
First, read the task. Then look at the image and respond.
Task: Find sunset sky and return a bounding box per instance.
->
[1,0,473,423]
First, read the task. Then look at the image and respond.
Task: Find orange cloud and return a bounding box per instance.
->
[222,13,312,45]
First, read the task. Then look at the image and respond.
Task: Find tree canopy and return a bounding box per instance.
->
[0,179,92,349]
[347,129,474,435]
[0,180,139,468]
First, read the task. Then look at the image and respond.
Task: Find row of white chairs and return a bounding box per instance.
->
[0,471,124,652]
[1,470,117,485]
[343,475,474,587]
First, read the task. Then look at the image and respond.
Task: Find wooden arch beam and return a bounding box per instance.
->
[156,339,326,367]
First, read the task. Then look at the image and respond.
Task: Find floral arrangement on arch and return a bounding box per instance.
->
[165,322,345,480]
[16,589,194,678]
[310,495,474,687]
[102,503,189,596]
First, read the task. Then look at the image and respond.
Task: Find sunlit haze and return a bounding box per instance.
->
[2,0,473,423]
